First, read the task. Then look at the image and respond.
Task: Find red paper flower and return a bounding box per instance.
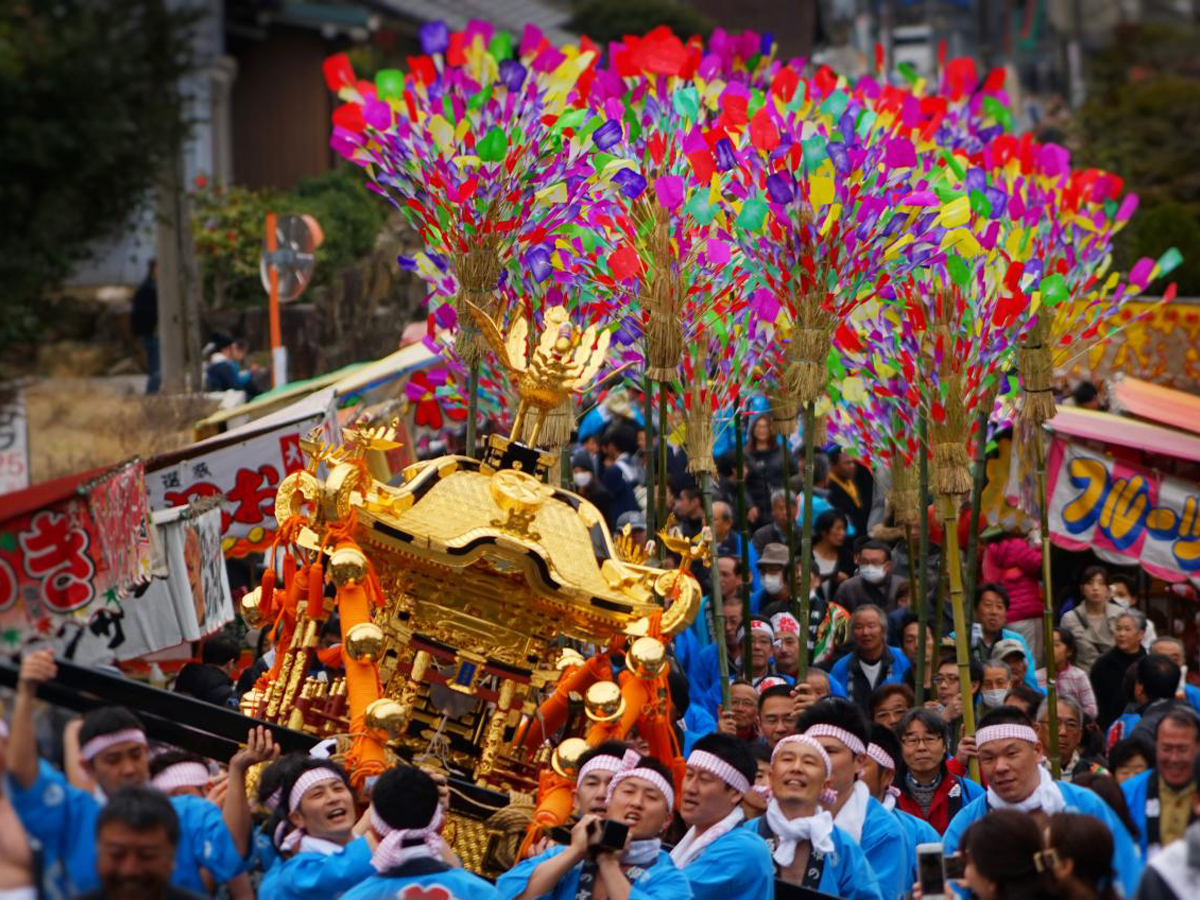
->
[405,368,463,430]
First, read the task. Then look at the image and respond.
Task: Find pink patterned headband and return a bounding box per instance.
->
[803,724,866,757]
[866,743,895,771]
[369,804,445,873]
[577,754,623,785]
[81,728,147,762]
[606,749,675,809]
[151,762,211,793]
[976,724,1039,747]
[288,767,342,812]
[687,749,751,795]
[771,734,832,777]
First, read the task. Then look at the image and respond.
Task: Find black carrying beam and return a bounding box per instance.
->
[0,659,317,763]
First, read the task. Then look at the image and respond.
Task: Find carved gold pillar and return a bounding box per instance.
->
[478,679,517,779]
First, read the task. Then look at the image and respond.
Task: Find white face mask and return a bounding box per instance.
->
[859,564,887,584]
[572,470,592,488]
[981,689,1008,708]
[761,574,784,595]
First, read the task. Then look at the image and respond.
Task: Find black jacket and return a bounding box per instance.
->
[174,662,235,707]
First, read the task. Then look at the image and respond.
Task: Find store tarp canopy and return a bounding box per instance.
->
[1110,375,1200,438]
[1045,405,1200,465]
[194,341,440,439]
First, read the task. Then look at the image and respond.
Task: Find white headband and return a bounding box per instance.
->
[803,724,866,757]
[866,743,896,771]
[771,734,832,777]
[687,749,751,795]
[976,724,1039,747]
[288,767,342,812]
[151,762,210,793]
[369,805,445,872]
[577,754,623,786]
[606,749,676,809]
[81,729,147,762]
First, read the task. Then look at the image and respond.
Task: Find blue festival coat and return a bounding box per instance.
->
[258,836,374,899]
[496,845,693,900]
[342,858,500,900]
[943,779,1143,897]
[750,815,883,899]
[674,823,775,900]
[10,760,245,897]
[849,796,911,900]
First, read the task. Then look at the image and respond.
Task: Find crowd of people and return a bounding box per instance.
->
[5,398,1200,899]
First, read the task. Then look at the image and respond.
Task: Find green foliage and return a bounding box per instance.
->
[191,166,385,308]
[0,0,196,345]
[1075,23,1200,295]
[568,0,714,45]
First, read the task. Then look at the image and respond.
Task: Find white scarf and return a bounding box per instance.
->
[765,799,836,866]
[828,781,870,842]
[622,838,662,867]
[986,767,1065,814]
[670,806,745,868]
[299,834,346,856]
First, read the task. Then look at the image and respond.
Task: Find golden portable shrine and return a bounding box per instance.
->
[238,305,702,873]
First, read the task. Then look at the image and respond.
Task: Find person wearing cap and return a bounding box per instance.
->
[499,752,691,900]
[7,650,270,897]
[993,637,1042,697]
[862,724,940,888]
[942,705,1143,896]
[342,767,497,899]
[828,605,910,713]
[797,699,908,900]
[670,733,773,900]
[203,333,261,398]
[750,542,792,617]
[259,758,375,898]
[751,732,882,898]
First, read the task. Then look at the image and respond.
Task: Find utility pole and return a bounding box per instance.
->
[156,148,203,393]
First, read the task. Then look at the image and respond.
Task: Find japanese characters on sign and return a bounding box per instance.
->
[1047,438,1200,583]
[0,390,29,496]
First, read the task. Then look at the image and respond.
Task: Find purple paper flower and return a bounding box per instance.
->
[655,175,685,210]
[593,119,623,151]
[419,21,449,55]
[527,247,552,283]
[498,59,527,92]
[766,173,794,204]
[714,137,736,171]
[611,168,647,198]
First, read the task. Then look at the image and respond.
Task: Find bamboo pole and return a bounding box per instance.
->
[1035,433,1062,778]
[780,437,798,608]
[466,364,479,458]
[734,411,753,679]
[916,416,931,705]
[941,494,980,783]
[643,375,656,543]
[796,401,817,678]
[962,402,990,635]
[658,385,669,531]
[701,472,731,710]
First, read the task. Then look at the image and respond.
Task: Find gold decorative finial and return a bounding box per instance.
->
[465,301,618,447]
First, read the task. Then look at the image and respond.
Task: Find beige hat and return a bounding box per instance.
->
[758,543,790,569]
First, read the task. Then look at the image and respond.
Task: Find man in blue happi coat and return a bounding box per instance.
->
[8,651,261,898]
[343,766,498,900]
[670,734,775,900]
[498,751,691,900]
[1122,706,1200,859]
[943,705,1144,897]
[798,699,910,900]
[751,733,883,899]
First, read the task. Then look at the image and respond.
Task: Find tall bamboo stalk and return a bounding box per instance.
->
[643,375,656,542]
[780,439,797,604]
[734,411,753,679]
[797,401,816,678]
[962,402,991,635]
[700,472,731,710]
[658,386,669,531]
[942,494,979,783]
[466,365,479,458]
[1035,435,1061,779]
[916,415,931,705]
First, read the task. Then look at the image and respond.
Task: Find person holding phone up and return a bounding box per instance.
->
[497,751,690,900]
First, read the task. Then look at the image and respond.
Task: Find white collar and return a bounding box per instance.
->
[987,767,1065,814]
[827,781,870,842]
[670,806,745,868]
[299,835,347,856]
[765,800,836,866]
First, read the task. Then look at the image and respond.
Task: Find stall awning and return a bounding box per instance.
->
[1110,375,1200,438]
[1045,405,1200,465]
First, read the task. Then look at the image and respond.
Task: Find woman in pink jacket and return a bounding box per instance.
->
[980,528,1045,662]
